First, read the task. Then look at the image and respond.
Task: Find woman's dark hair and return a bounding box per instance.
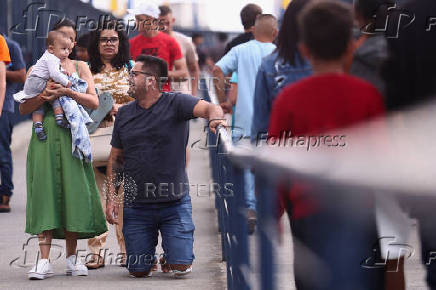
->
[77,32,91,48]
[52,18,77,34]
[276,0,311,66]
[51,18,77,59]
[88,20,131,74]
[381,0,436,110]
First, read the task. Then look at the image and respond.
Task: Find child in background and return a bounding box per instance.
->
[268,1,385,289]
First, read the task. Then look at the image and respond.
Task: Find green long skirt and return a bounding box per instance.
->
[25,104,107,239]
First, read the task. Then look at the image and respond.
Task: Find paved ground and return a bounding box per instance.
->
[0,120,226,289]
[0,119,431,289]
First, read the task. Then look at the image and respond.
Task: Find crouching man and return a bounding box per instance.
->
[105,54,226,278]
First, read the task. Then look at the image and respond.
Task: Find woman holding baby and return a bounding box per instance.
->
[19,19,107,280]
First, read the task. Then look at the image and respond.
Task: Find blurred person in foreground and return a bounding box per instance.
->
[213,14,278,234]
[251,0,312,145]
[249,0,312,258]
[268,1,386,289]
[128,1,188,92]
[159,5,200,97]
[350,1,411,289]
[105,55,225,278]
[0,34,25,213]
[381,0,436,288]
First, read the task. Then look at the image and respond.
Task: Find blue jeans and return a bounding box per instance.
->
[232,136,256,211]
[122,194,195,273]
[0,111,13,198]
[244,169,256,210]
[288,186,384,290]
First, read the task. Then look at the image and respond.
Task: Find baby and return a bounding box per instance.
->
[23,31,73,140]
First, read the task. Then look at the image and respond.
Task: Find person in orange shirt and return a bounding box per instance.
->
[0,35,11,115]
[0,35,11,212]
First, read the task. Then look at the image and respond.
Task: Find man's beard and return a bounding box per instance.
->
[127,85,136,98]
[128,84,147,99]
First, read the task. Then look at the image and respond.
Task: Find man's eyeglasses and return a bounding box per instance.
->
[99,37,119,44]
[129,71,154,78]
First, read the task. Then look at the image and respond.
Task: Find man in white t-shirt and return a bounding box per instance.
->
[159,5,200,96]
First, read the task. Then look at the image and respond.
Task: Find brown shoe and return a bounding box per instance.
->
[85,255,105,269]
[160,258,171,273]
[247,209,256,235]
[0,196,11,213]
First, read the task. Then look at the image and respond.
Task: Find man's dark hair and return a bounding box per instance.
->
[240,3,262,30]
[298,0,353,60]
[159,5,172,16]
[217,32,228,43]
[77,32,91,48]
[192,32,203,40]
[136,54,169,90]
[88,20,131,74]
[277,0,311,66]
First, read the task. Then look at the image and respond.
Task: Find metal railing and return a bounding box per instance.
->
[200,76,276,290]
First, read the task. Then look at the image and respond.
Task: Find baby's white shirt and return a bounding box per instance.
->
[29,50,70,86]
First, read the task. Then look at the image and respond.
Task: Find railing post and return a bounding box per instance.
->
[203,75,250,290]
[229,165,250,290]
[256,174,277,290]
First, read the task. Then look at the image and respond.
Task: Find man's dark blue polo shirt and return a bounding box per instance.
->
[111,92,200,204]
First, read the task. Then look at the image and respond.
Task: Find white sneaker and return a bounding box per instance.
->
[66,255,88,276]
[172,266,192,277]
[28,259,54,280]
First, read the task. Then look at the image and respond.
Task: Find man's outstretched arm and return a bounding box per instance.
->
[193,99,226,134]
